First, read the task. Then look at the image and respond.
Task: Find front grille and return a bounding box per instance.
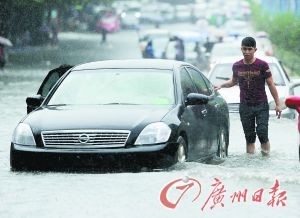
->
[227,103,240,113]
[41,130,130,148]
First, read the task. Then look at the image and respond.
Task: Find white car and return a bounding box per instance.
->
[208,40,267,69]
[207,56,300,119]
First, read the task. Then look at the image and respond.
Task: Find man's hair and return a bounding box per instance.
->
[241,37,256,47]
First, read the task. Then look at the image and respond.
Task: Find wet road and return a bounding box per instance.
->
[0,26,299,218]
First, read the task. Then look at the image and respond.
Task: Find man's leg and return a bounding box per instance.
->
[255,102,270,156]
[261,141,270,156]
[239,104,256,154]
[247,143,255,154]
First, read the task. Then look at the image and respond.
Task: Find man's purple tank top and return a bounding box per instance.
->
[232,58,272,105]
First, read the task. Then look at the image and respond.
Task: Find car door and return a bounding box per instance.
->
[186,67,220,155]
[27,65,72,113]
[179,67,210,160]
[186,67,219,153]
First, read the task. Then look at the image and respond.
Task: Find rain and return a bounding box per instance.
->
[0,0,300,217]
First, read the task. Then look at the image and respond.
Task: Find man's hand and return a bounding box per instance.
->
[214,85,221,91]
[275,105,282,119]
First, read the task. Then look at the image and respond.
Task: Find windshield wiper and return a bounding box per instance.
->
[47,104,68,106]
[216,76,230,81]
[103,102,138,105]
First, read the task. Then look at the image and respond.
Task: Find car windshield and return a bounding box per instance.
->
[47,69,175,105]
[209,63,285,86]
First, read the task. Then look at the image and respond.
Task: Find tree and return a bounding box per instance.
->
[0,0,113,45]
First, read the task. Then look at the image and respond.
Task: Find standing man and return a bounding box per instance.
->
[214,37,281,155]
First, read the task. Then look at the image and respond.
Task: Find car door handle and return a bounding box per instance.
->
[201,109,207,116]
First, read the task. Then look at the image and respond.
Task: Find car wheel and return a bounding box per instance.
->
[217,127,228,158]
[176,136,187,163]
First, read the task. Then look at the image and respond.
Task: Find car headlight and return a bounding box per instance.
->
[269,97,287,110]
[134,122,171,145]
[12,123,36,146]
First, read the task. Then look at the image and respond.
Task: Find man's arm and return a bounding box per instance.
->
[214,77,237,91]
[266,76,282,118]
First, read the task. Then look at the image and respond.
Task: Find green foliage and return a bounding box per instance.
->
[10,0,113,7]
[249,1,300,75]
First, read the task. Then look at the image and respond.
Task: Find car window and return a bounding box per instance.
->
[199,72,214,95]
[47,69,175,105]
[38,65,73,97]
[209,63,233,85]
[292,85,300,96]
[186,67,211,95]
[39,71,61,97]
[269,63,285,86]
[278,60,290,82]
[179,67,197,99]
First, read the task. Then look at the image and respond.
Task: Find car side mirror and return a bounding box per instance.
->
[26,94,44,114]
[285,96,300,113]
[185,93,209,106]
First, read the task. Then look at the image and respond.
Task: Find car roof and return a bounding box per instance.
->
[72,59,188,71]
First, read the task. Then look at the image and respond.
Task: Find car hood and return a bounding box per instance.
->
[218,86,289,104]
[24,105,175,131]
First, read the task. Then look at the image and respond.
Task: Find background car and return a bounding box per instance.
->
[120,5,141,29]
[208,40,266,70]
[162,31,208,70]
[138,28,170,59]
[11,59,229,171]
[207,56,298,118]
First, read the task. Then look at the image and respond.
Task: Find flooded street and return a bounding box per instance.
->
[0,27,299,218]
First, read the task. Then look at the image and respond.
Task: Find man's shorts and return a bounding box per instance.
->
[239,102,269,144]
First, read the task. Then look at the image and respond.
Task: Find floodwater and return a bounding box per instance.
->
[0,28,299,218]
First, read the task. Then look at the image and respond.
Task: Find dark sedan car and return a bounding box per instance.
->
[10,59,229,170]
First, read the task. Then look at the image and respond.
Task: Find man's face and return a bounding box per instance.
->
[241,46,257,60]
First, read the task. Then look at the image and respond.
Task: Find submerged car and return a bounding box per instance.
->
[207,56,298,118]
[10,59,229,171]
